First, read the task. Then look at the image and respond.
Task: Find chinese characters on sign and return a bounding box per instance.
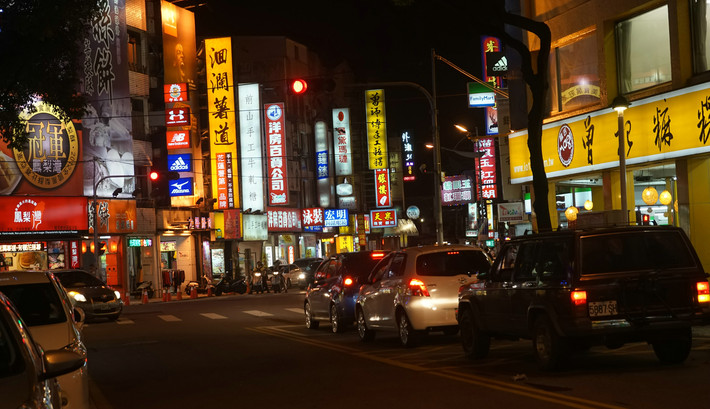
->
[475,138,498,200]
[441,175,473,206]
[365,89,389,170]
[302,208,324,232]
[324,209,349,227]
[205,37,238,209]
[163,83,188,103]
[401,131,415,181]
[239,83,264,212]
[374,169,391,208]
[265,103,288,205]
[332,109,353,176]
[267,208,301,231]
[370,209,397,228]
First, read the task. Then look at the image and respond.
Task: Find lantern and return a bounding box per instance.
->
[659,189,672,205]
[584,200,593,211]
[565,206,579,221]
[642,186,658,205]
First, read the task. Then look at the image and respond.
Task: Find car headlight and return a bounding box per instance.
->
[298,273,305,279]
[69,291,87,303]
[114,290,122,300]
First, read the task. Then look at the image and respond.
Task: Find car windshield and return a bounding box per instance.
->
[416,250,491,277]
[580,230,697,274]
[0,283,67,326]
[55,271,105,287]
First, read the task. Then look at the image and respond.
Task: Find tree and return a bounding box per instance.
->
[0,0,100,150]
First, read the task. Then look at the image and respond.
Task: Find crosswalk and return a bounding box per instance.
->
[113,307,301,325]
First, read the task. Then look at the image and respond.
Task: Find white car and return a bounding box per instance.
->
[356,244,492,347]
[0,270,89,409]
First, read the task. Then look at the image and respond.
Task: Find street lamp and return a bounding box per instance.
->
[611,95,630,224]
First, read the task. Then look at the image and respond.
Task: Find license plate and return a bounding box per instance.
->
[588,300,618,317]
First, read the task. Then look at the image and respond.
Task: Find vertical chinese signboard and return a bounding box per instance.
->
[402,131,415,181]
[239,83,264,212]
[332,108,353,176]
[365,89,388,170]
[475,138,498,200]
[374,169,391,208]
[265,103,288,205]
[205,37,238,210]
[481,36,504,135]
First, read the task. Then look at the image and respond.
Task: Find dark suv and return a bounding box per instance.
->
[457,226,710,370]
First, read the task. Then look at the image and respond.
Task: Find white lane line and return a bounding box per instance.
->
[243,310,274,317]
[158,314,182,322]
[200,313,228,319]
[116,319,134,325]
[285,308,303,314]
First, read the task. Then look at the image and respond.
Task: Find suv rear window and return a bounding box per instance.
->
[580,230,697,275]
[416,250,490,277]
[0,283,67,326]
[342,252,387,278]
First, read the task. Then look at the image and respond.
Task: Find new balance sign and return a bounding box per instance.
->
[168,154,192,172]
[169,177,193,197]
[166,131,190,149]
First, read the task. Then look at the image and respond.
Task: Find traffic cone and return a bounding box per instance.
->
[166,292,172,302]
[177,290,182,300]
[190,287,197,299]
[142,290,149,304]
[162,290,167,302]
[207,287,213,297]
[123,291,130,306]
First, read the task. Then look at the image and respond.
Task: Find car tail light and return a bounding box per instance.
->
[698,281,710,303]
[408,278,430,297]
[571,290,587,306]
[343,277,354,287]
[371,252,386,259]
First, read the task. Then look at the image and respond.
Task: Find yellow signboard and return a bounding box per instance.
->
[365,89,388,169]
[509,82,710,183]
[205,37,239,209]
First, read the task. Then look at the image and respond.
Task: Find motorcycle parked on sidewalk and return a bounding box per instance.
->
[214,274,247,296]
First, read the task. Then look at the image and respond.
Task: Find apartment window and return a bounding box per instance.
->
[127,31,142,71]
[548,32,600,113]
[691,0,710,73]
[616,6,672,93]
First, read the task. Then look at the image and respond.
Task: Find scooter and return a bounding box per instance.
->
[131,281,155,300]
[184,275,215,296]
[214,274,247,296]
[270,270,286,293]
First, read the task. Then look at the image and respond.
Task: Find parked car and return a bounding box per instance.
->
[293,257,323,289]
[457,226,710,370]
[52,269,123,321]
[0,291,85,409]
[356,245,491,347]
[0,270,90,409]
[305,251,388,333]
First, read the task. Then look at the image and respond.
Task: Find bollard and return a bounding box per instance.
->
[177,290,182,300]
[162,290,167,302]
[207,287,213,297]
[190,287,197,299]
[123,291,130,306]
[142,289,149,304]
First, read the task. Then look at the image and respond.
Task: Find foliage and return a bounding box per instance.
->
[0,0,100,150]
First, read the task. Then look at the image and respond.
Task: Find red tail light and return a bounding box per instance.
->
[408,278,430,297]
[371,252,386,259]
[698,281,710,303]
[571,290,587,306]
[343,277,354,286]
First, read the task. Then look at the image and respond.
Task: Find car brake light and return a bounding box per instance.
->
[698,281,710,303]
[408,278,430,297]
[343,277,354,286]
[371,252,385,259]
[571,290,587,306]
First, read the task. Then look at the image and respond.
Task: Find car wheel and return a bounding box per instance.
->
[356,308,375,342]
[459,307,490,360]
[305,302,320,330]
[652,328,692,365]
[397,311,420,348]
[532,315,568,371]
[330,304,345,333]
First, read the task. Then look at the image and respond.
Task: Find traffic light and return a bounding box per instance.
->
[289,78,308,95]
[642,214,650,225]
[288,77,336,95]
[149,170,180,181]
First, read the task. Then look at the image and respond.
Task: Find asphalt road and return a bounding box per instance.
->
[83,291,710,409]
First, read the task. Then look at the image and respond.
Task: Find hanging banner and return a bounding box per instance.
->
[365,89,388,169]
[239,83,264,212]
[265,103,288,205]
[332,108,353,176]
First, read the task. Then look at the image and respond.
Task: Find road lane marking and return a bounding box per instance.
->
[200,313,228,319]
[248,325,625,409]
[285,308,303,314]
[116,319,134,324]
[243,310,273,317]
[158,314,182,322]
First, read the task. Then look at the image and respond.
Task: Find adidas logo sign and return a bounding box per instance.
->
[492,56,507,72]
[170,157,189,171]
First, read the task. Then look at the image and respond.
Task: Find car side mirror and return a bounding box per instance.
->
[73,307,86,327]
[41,349,85,381]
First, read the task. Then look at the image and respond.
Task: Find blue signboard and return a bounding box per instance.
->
[168,153,192,172]
[169,177,193,197]
[316,150,329,179]
[324,209,349,227]
[303,225,324,232]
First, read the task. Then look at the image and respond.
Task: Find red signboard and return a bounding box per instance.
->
[70,240,80,268]
[166,130,190,150]
[223,209,241,240]
[165,107,191,126]
[475,138,498,200]
[267,207,301,232]
[374,169,391,208]
[265,103,289,205]
[301,208,324,229]
[370,209,397,228]
[164,83,189,103]
[0,196,88,234]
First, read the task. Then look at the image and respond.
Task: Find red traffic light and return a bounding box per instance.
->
[290,79,308,94]
[642,214,650,225]
[149,171,159,181]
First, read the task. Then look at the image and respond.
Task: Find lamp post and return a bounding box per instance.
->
[611,95,630,224]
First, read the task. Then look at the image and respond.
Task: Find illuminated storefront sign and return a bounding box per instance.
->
[509,82,710,183]
[324,209,349,227]
[402,131,415,181]
[265,103,288,205]
[302,208,324,232]
[169,177,193,197]
[128,238,153,247]
[374,169,391,208]
[0,242,45,252]
[475,138,498,200]
[482,36,503,135]
[0,197,88,235]
[315,121,329,180]
[370,209,397,228]
[442,175,474,206]
[166,130,190,150]
[205,37,238,210]
[365,89,389,170]
[160,241,176,251]
[267,207,302,232]
[239,83,264,212]
[332,108,353,176]
[497,202,525,222]
[165,107,191,126]
[168,153,192,172]
[222,209,241,239]
[88,199,137,234]
[164,82,188,103]
[242,214,268,241]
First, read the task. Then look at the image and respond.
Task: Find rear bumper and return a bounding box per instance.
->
[560,311,710,338]
[405,298,459,330]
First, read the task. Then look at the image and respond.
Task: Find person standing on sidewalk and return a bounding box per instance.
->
[259,262,270,293]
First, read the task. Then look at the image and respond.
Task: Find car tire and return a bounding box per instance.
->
[305,302,320,330]
[397,311,420,348]
[532,315,568,371]
[652,328,692,365]
[356,308,375,342]
[330,304,345,333]
[459,307,490,360]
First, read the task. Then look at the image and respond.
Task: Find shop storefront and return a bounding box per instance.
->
[509,82,710,269]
